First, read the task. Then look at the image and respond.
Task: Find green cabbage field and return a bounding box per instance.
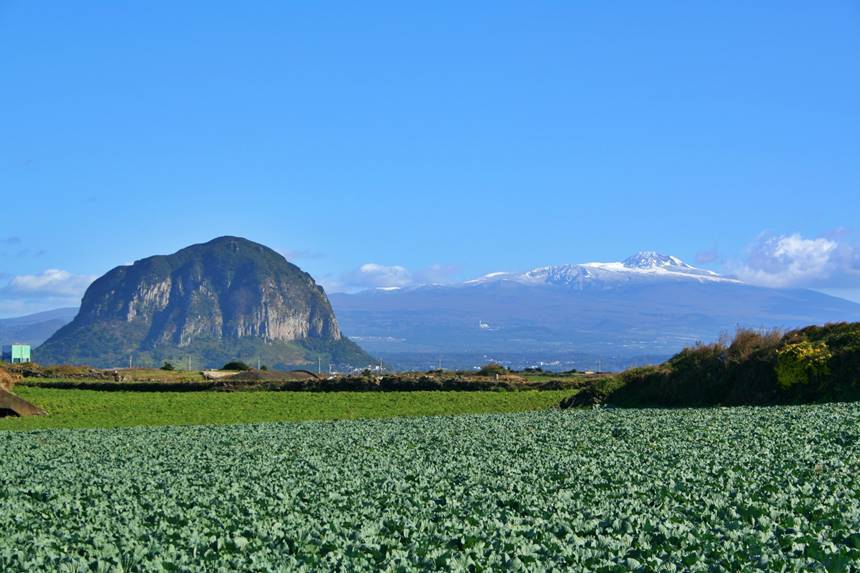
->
[2,404,859,571]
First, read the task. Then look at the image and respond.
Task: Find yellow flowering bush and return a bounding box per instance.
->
[776,340,832,389]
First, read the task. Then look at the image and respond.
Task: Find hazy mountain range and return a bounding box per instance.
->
[4,250,860,371]
[0,308,78,348]
[328,252,860,370]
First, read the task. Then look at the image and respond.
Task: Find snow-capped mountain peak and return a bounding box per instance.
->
[464,252,738,288]
[621,251,691,270]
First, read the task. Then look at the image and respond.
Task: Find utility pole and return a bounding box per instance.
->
[257,356,261,370]
[129,354,132,369]
[318,356,321,375]
[187,356,191,371]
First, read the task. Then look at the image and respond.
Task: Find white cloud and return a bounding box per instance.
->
[0,269,95,317]
[734,233,860,288]
[6,269,95,297]
[344,263,413,289]
[333,262,461,292]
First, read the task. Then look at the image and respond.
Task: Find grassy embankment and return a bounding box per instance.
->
[0,387,575,431]
[3,363,209,382]
[565,322,860,408]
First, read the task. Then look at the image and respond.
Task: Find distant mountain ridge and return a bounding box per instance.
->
[0,308,78,348]
[36,237,373,369]
[330,252,860,370]
[466,251,736,288]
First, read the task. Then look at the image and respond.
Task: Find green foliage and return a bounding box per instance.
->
[37,333,375,372]
[0,388,572,431]
[1,404,859,570]
[573,323,860,408]
[221,361,251,371]
[160,361,175,371]
[297,337,376,370]
[776,341,832,388]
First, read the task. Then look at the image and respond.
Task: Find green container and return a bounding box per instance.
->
[2,344,31,363]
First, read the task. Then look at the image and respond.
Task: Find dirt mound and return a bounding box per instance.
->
[5,363,114,380]
[0,387,45,417]
[226,369,320,382]
[0,367,20,392]
[0,367,43,417]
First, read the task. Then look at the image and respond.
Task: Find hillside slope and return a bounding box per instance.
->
[562,322,860,408]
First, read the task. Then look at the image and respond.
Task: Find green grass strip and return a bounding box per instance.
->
[0,387,575,431]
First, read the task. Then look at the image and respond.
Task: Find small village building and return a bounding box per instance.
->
[2,344,31,364]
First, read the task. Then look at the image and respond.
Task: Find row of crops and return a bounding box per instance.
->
[2,404,859,570]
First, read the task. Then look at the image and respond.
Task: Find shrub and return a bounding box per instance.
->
[222,361,251,371]
[776,341,832,389]
[728,328,782,362]
[477,363,507,377]
[668,341,726,378]
[161,362,175,371]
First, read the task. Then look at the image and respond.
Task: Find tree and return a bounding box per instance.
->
[477,363,507,377]
[222,361,251,371]
[161,362,175,371]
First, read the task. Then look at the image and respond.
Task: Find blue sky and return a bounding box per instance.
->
[1,1,859,316]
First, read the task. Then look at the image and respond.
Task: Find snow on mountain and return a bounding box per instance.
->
[620,252,691,269]
[465,251,738,288]
[329,250,860,371]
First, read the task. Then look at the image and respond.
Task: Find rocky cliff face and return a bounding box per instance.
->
[37,237,372,369]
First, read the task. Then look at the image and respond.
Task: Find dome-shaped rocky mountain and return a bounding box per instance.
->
[36,237,374,369]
